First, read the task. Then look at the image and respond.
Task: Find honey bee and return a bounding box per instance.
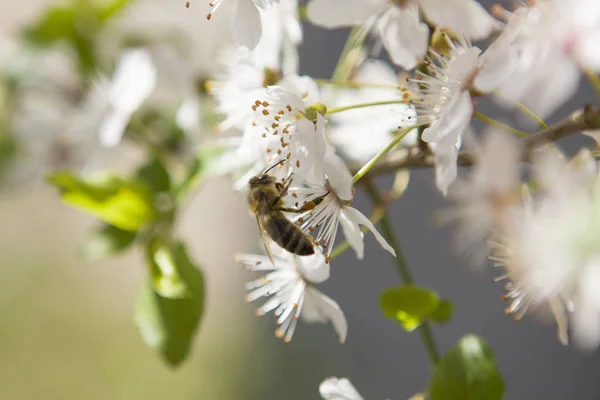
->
[248,161,316,263]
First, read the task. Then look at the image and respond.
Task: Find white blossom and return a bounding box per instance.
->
[99,49,157,148]
[490,148,600,348]
[326,59,418,164]
[320,377,365,400]
[307,0,496,70]
[411,35,504,195]
[236,245,347,343]
[218,76,327,190]
[493,0,600,118]
[449,129,521,265]
[291,147,395,261]
[205,0,281,50]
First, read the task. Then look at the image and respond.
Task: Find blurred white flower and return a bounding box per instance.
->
[326,60,418,164]
[494,0,600,118]
[490,148,600,349]
[292,148,395,260]
[320,377,364,400]
[307,0,496,70]
[99,49,157,148]
[449,130,521,264]
[206,0,281,50]
[236,245,347,343]
[1,49,109,188]
[257,0,302,75]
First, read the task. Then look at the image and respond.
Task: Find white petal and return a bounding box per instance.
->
[297,250,330,284]
[307,0,383,28]
[323,150,354,201]
[302,287,348,343]
[342,206,396,256]
[432,129,461,196]
[109,49,157,114]
[422,91,472,143]
[577,30,600,71]
[175,96,201,133]
[233,0,263,50]
[254,0,279,9]
[475,36,518,93]
[319,378,365,400]
[339,211,364,259]
[572,263,600,350]
[99,111,130,147]
[419,0,497,40]
[378,5,429,70]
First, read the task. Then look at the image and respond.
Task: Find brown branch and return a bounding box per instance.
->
[353,106,600,177]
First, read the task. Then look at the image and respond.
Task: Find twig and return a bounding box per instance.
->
[352,106,600,177]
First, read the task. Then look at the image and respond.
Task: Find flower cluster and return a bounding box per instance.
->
[6,0,600,394]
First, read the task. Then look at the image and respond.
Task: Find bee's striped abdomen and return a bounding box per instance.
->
[265,213,315,256]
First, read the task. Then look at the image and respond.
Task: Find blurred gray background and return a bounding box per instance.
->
[1,0,599,399]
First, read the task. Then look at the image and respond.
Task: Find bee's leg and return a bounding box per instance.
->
[279,203,315,213]
[271,177,295,208]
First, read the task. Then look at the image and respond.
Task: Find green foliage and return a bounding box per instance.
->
[137,158,171,194]
[175,146,229,201]
[380,286,452,331]
[430,300,453,324]
[48,171,157,231]
[79,223,137,260]
[429,335,505,400]
[146,237,192,299]
[23,0,132,74]
[135,241,205,367]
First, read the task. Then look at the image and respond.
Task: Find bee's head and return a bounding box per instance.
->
[249,174,276,188]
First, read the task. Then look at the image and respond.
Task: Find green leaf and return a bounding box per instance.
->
[430,300,454,324]
[146,237,191,299]
[380,286,440,332]
[47,171,157,231]
[135,242,205,367]
[430,335,505,400]
[79,223,137,260]
[97,0,133,22]
[137,158,171,193]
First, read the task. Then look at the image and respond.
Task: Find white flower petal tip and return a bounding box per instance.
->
[319,377,364,400]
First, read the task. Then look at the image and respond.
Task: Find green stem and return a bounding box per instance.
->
[331,26,368,82]
[327,100,408,115]
[473,111,528,137]
[363,179,441,365]
[583,67,600,102]
[352,127,416,184]
[315,79,400,90]
[492,91,547,129]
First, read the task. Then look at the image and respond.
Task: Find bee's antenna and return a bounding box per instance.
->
[262,159,286,175]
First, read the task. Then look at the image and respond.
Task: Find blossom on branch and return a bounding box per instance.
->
[291,147,396,261]
[236,245,347,343]
[306,0,497,70]
[325,59,418,164]
[410,35,509,195]
[493,0,600,118]
[490,148,600,349]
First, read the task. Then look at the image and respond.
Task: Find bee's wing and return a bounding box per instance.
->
[256,216,276,265]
